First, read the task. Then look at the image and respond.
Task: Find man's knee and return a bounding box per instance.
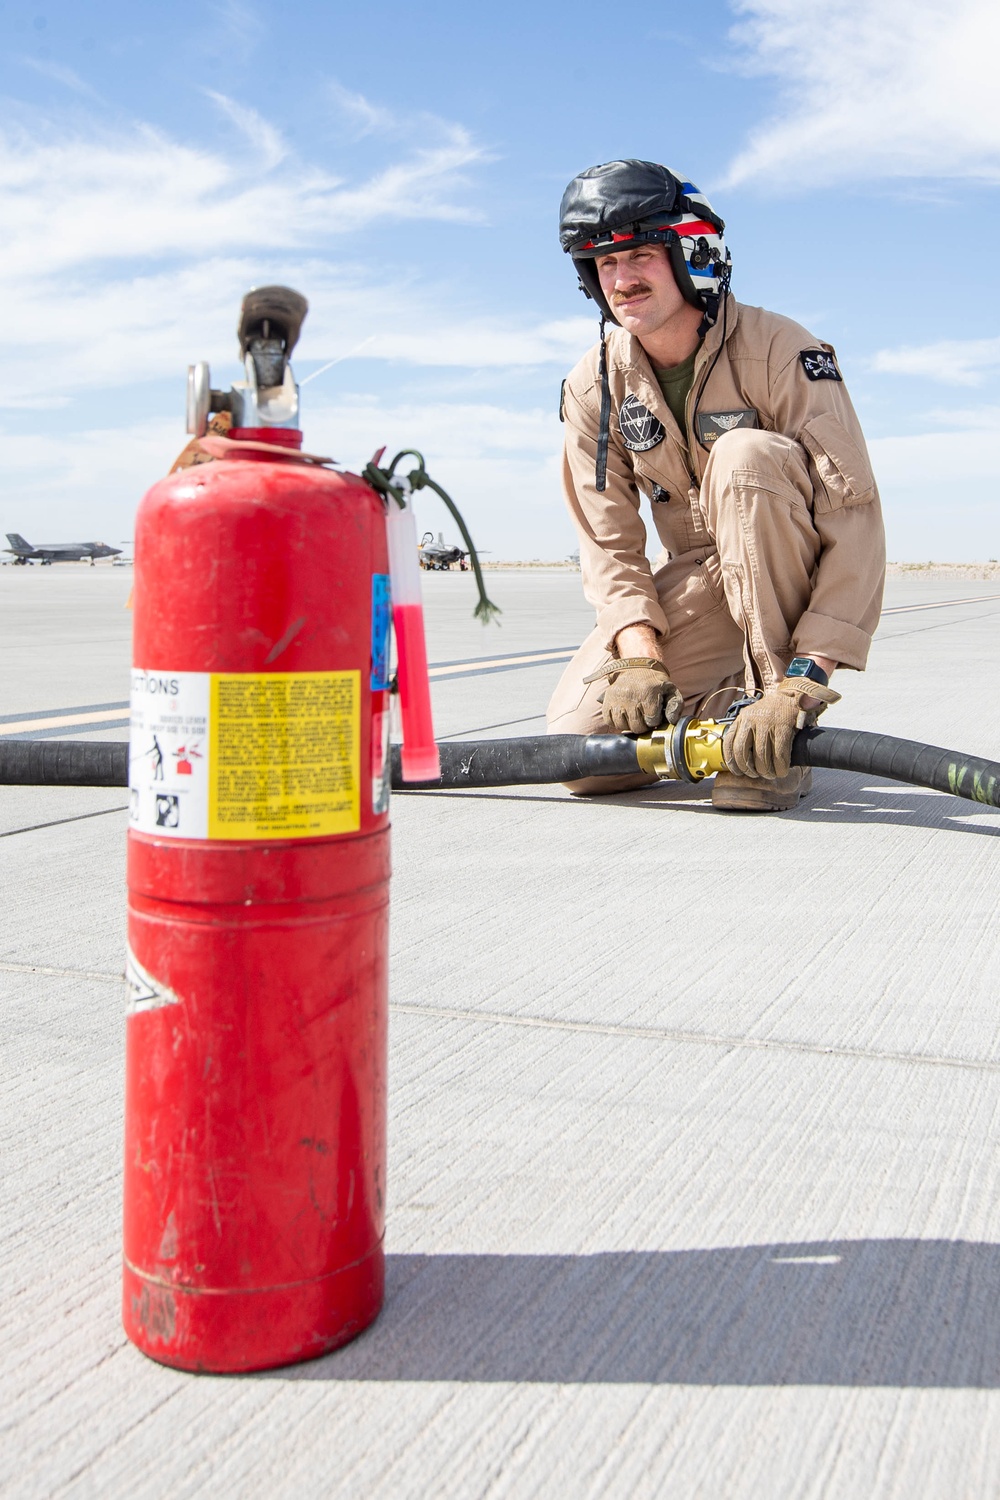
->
[708,426,803,477]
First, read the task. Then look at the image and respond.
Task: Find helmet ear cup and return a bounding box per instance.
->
[668,235,707,312]
[666,235,705,311]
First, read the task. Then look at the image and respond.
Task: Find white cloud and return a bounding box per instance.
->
[0,90,585,405]
[325,78,482,162]
[0,244,594,405]
[327,81,398,139]
[310,397,560,465]
[872,336,1000,385]
[363,317,595,370]
[925,405,1000,429]
[17,56,102,100]
[0,399,572,559]
[723,0,1000,188]
[204,91,287,171]
[870,428,1000,486]
[0,87,579,556]
[0,97,484,283]
[206,0,265,67]
[869,426,1000,560]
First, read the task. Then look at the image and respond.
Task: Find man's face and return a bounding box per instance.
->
[595,244,687,337]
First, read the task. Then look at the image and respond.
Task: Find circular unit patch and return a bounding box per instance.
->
[618,394,665,452]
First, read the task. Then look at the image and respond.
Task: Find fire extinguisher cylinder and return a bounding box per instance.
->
[124,293,391,1373]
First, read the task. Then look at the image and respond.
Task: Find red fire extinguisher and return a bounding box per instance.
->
[123,288,394,1372]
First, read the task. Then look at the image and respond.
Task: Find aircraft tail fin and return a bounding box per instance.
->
[5,534,31,553]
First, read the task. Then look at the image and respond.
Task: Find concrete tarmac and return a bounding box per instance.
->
[3,565,1000,1498]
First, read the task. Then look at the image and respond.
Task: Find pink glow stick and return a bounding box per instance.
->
[385,486,440,782]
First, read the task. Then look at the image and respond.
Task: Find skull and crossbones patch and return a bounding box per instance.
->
[618,394,665,452]
[799,349,843,382]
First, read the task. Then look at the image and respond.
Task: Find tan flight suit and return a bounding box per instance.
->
[547,298,885,788]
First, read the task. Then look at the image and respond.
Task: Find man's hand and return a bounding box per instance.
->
[585,621,682,734]
[723,677,840,778]
[585,658,684,734]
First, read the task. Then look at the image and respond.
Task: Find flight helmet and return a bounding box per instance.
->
[559,160,731,326]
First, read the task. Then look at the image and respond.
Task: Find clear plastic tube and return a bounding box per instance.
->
[384,483,440,782]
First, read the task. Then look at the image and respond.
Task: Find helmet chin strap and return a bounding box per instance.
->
[691,272,732,453]
[696,296,719,339]
[596,312,611,493]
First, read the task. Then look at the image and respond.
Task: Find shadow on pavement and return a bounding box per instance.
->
[280,1239,1000,1387]
[404,772,1000,835]
[623,769,999,834]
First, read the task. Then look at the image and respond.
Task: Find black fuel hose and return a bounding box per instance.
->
[0,739,129,787]
[391,728,1000,807]
[392,735,643,788]
[791,726,1000,806]
[1,730,998,810]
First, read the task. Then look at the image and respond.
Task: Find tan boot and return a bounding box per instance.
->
[712,766,813,812]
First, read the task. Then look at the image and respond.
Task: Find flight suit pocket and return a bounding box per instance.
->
[800,413,876,514]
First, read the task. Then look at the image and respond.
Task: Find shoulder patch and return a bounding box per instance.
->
[800,348,842,382]
[618,394,665,452]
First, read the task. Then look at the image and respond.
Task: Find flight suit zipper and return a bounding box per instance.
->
[683,345,709,534]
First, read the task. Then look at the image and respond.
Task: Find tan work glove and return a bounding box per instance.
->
[723,678,841,778]
[583,657,684,735]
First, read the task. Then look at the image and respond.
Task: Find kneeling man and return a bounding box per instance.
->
[548,159,885,810]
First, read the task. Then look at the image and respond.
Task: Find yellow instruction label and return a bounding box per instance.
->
[208,671,360,839]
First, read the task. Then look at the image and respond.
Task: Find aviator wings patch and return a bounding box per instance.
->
[695,408,760,446]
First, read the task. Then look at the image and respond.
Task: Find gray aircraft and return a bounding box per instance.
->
[418,531,470,571]
[4,533,122,566]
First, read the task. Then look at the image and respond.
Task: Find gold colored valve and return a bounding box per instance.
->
[682,718,729,779]
[635,718,730,782]
[635,725,682,778]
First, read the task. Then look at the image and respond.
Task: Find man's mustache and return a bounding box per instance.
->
[612,283,652,304]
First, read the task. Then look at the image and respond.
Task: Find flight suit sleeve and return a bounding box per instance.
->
[561,375,668,653]
[769,345,886,670]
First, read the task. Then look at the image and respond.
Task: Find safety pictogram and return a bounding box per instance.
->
[174,743,203,775]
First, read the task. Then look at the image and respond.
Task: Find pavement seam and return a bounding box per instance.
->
[7,964,999,1073]
[389,1000,1000,1075]
[0,806,129,839]
[438,713,547,740]
[877,608,1000,644]
[0,961,124,985]
[879,592,1000,615]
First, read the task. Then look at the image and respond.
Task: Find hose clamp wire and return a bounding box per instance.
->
[362,449,501,626]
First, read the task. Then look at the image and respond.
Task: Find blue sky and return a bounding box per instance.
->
[2,0,999,560]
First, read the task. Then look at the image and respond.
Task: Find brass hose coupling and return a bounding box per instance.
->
[636,695,763,781]
[635,717,730,782]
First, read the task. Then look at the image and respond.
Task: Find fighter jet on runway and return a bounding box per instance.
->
[418,531,471,571]
[4,533,122,566]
